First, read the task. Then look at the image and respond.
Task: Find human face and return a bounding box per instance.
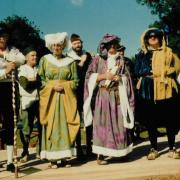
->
[108,44,118,55]
[148,35,160,49]
[0,36,8,50]
[26,51,37,67]
[52,43,64,56]
[71,40,82,53]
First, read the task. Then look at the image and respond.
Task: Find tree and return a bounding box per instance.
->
[136,0,180,57]
[0,15,49,60]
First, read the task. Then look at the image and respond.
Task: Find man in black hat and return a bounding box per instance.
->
[68,34,93,160]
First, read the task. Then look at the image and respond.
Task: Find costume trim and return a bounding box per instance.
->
[40,148,76,160]
[83,73,98,127]
[119,76,134,129]
[44,54,74,67]
[92,144,133,157]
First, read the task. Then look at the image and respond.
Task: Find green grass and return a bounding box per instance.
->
[139,128,167,139]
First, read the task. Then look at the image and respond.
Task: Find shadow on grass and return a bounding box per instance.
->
[17,153,48,178]
[0,160,7,173]
[106,139,180,164]
[68,154,97,167]
[19,167,42,178]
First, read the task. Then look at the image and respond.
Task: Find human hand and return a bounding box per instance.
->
[5,62,16,74]
[81,54,87,63]
[78,54,88,67]
[105,71,115,80]
[53,83,64,92]
[113,75,121,81]
[28,77,36,81]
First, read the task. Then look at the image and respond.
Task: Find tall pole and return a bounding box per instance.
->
[12,70,18,178]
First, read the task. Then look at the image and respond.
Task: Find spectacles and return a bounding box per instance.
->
[148,35,158,39]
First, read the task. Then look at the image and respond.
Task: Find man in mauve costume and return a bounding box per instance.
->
[83,33,135,165]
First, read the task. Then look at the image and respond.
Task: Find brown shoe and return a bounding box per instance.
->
[147,148,159,160]
[97,155,108,165]
[48,161,58,169]
[20,154,29,163]
[97,159,108,165]
[168,149,180,159]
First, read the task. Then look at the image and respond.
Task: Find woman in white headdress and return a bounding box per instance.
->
[38,32,80,168]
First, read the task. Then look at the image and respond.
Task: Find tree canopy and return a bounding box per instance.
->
[0,15,49,60]
[136,0,180,57]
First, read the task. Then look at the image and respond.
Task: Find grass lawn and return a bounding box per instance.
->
[1,121,167,149]
[140,128,166,139]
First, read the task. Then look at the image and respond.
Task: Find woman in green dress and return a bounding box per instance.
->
[38,32,80,168]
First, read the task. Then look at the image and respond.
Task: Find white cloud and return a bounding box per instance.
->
[71,0,84,6]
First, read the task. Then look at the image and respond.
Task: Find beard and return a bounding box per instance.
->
[73,46,82,54]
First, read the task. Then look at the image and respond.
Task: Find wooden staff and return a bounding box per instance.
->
[12,70,18,178]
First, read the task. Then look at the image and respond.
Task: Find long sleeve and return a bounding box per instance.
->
[84,56,99,101]
[19,75,41,92]
[134,52,152,78]
[161,53,179,77]
[70,61,79,90]
[134,52,154,100]
[0,69,6,80]
[38,57,47,88]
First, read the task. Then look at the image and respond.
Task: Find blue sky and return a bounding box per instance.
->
[0,0,158,57]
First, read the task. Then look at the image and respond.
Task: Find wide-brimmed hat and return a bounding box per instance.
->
[97,33,121,58]
[117,45,126,51]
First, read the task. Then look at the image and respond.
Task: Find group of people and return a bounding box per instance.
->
[0,27,180,172]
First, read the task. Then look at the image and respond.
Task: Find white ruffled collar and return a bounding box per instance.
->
[67,48,86,61]
[44,54,75,67]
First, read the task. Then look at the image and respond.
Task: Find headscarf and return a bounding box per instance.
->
[140,28,165,54]
[44,32,69,52]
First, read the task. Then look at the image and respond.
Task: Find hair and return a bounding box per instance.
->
[70,33,82,43]
[0,29,9,47]
[23,46,36,56]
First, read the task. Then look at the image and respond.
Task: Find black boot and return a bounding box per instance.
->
[20,133,30,163]
[76,146,86,161]
[6,163,15,172]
